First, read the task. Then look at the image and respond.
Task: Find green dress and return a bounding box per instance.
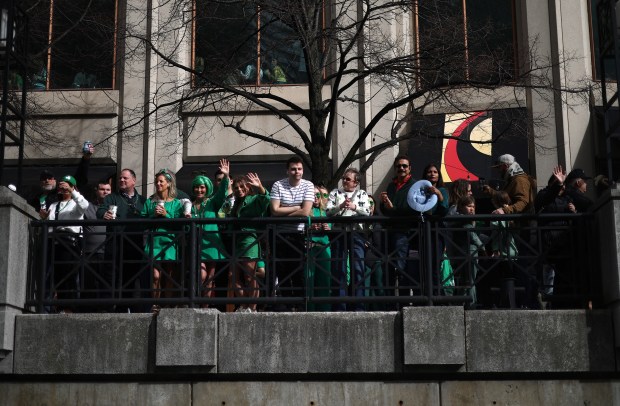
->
[141,198,183,261]
[230,191,270,259]
[192,177,230,260]
[307,206,332,311]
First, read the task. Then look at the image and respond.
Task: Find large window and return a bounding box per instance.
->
[590,0,617,81]
[24,0,118,90]
[193,0,310,86]
[415,0,516,87]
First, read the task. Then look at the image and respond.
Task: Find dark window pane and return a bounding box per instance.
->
[23,0,51,90]
[466,0,515,83]
[591,0,617,81]
[49,0,116,89]
[259,11,307,84]
[417,0,466,87]
[195,0,259,85]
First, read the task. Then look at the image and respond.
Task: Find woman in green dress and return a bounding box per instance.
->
[141,169,184,308]
[307,185,332,311]
[229,172,270,312]
[190,159,230,305]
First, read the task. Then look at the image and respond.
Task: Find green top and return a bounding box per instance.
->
[141,198,184,261]
[310,206,330,245]
[192,177,230,260]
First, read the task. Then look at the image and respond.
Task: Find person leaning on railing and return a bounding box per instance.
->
[189,159,231,308]
[140,169,184,314]
[45,175,89,313]
[229,172,271,313]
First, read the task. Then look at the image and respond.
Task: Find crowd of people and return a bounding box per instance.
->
[25,147,599,313]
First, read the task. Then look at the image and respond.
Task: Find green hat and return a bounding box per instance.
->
[60,175,76,187]
[192,175,213,196]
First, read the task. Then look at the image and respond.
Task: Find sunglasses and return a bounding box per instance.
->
[342,177,356,182]
[315,192,329,198]
[395,164,409,169]
[369,200,374,206]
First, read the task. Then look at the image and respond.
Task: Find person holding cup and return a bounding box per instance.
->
[97,169,147,313]
[189,159,231,307]
[140,169,184,312]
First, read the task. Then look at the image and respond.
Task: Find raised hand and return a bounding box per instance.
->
[219,159,230,176]
[246,172,262,188]
[553,165,566,185]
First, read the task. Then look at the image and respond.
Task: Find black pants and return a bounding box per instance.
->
[273,232,306,304]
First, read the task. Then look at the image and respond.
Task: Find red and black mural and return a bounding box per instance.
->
[407,108,529,183]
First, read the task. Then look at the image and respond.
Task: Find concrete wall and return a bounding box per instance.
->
[8,307,614,376]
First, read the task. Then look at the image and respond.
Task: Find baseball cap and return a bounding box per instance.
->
[39,170,55,180]
[491,154,515,167]
[565,168,591,183]
[60,175,77,187]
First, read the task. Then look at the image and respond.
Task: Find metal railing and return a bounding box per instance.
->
[26,213,600,313]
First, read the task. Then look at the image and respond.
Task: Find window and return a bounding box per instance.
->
[193,0,310,86]
[590,0,617,81]
[24,0,118,90]
[415,0,516,88]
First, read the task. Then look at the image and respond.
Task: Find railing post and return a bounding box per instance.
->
[188,221,197,308]
[424,218,433,306]
[38,225,48,314]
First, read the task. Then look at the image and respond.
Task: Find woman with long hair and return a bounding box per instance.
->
[306,184,332,311]
[141,169,184,312]
[421,163,449,216]
[190,159,230,307]
[229,173,270,312]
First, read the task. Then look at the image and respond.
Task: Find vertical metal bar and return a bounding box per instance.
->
[38,224,48,313]
[424,218,433,306]
[188,221,197,308]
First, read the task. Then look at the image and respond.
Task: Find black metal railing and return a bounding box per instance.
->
[26,213,600,313]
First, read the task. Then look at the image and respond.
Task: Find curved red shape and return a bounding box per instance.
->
[444,111,486,181]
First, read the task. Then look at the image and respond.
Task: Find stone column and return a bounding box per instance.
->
[0,186,36,373]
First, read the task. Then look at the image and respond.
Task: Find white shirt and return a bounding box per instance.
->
[271,178,315,231]
[326,187,371,230]
[47,190,89,234]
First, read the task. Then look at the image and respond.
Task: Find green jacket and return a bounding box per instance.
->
[381,176,417,217]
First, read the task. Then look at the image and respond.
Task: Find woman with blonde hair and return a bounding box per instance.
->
[141,169,184,312]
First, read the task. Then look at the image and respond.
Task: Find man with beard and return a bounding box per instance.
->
[97,169,147,312]
[28,170,58,218]
[380,155,420,303]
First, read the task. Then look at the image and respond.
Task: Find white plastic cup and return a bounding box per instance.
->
[183,200,192,215]
[109,205,118,219]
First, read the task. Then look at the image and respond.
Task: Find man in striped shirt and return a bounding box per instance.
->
[270,156,314,307]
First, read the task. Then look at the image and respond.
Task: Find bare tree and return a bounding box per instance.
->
[22,0,591,185]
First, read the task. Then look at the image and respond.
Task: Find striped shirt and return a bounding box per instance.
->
[271,178,315,231]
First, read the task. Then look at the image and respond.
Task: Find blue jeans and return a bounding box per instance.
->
[332,232,366,311]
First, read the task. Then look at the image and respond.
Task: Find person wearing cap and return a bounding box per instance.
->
[486,154,536,215]
[46,175,89,313]
[326,167,371,311]
[564,168,594,213]
[190,159,231,307]
[28,170,59,217]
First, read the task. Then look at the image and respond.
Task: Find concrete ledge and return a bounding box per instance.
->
[0,382,190,406]
[441,380,619,406]
[193,381,439,405]
[403,306,465,368]
[155,308,217,369]
[217,312,401,374]
[14,314,154,374]
[466,310,615,372]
